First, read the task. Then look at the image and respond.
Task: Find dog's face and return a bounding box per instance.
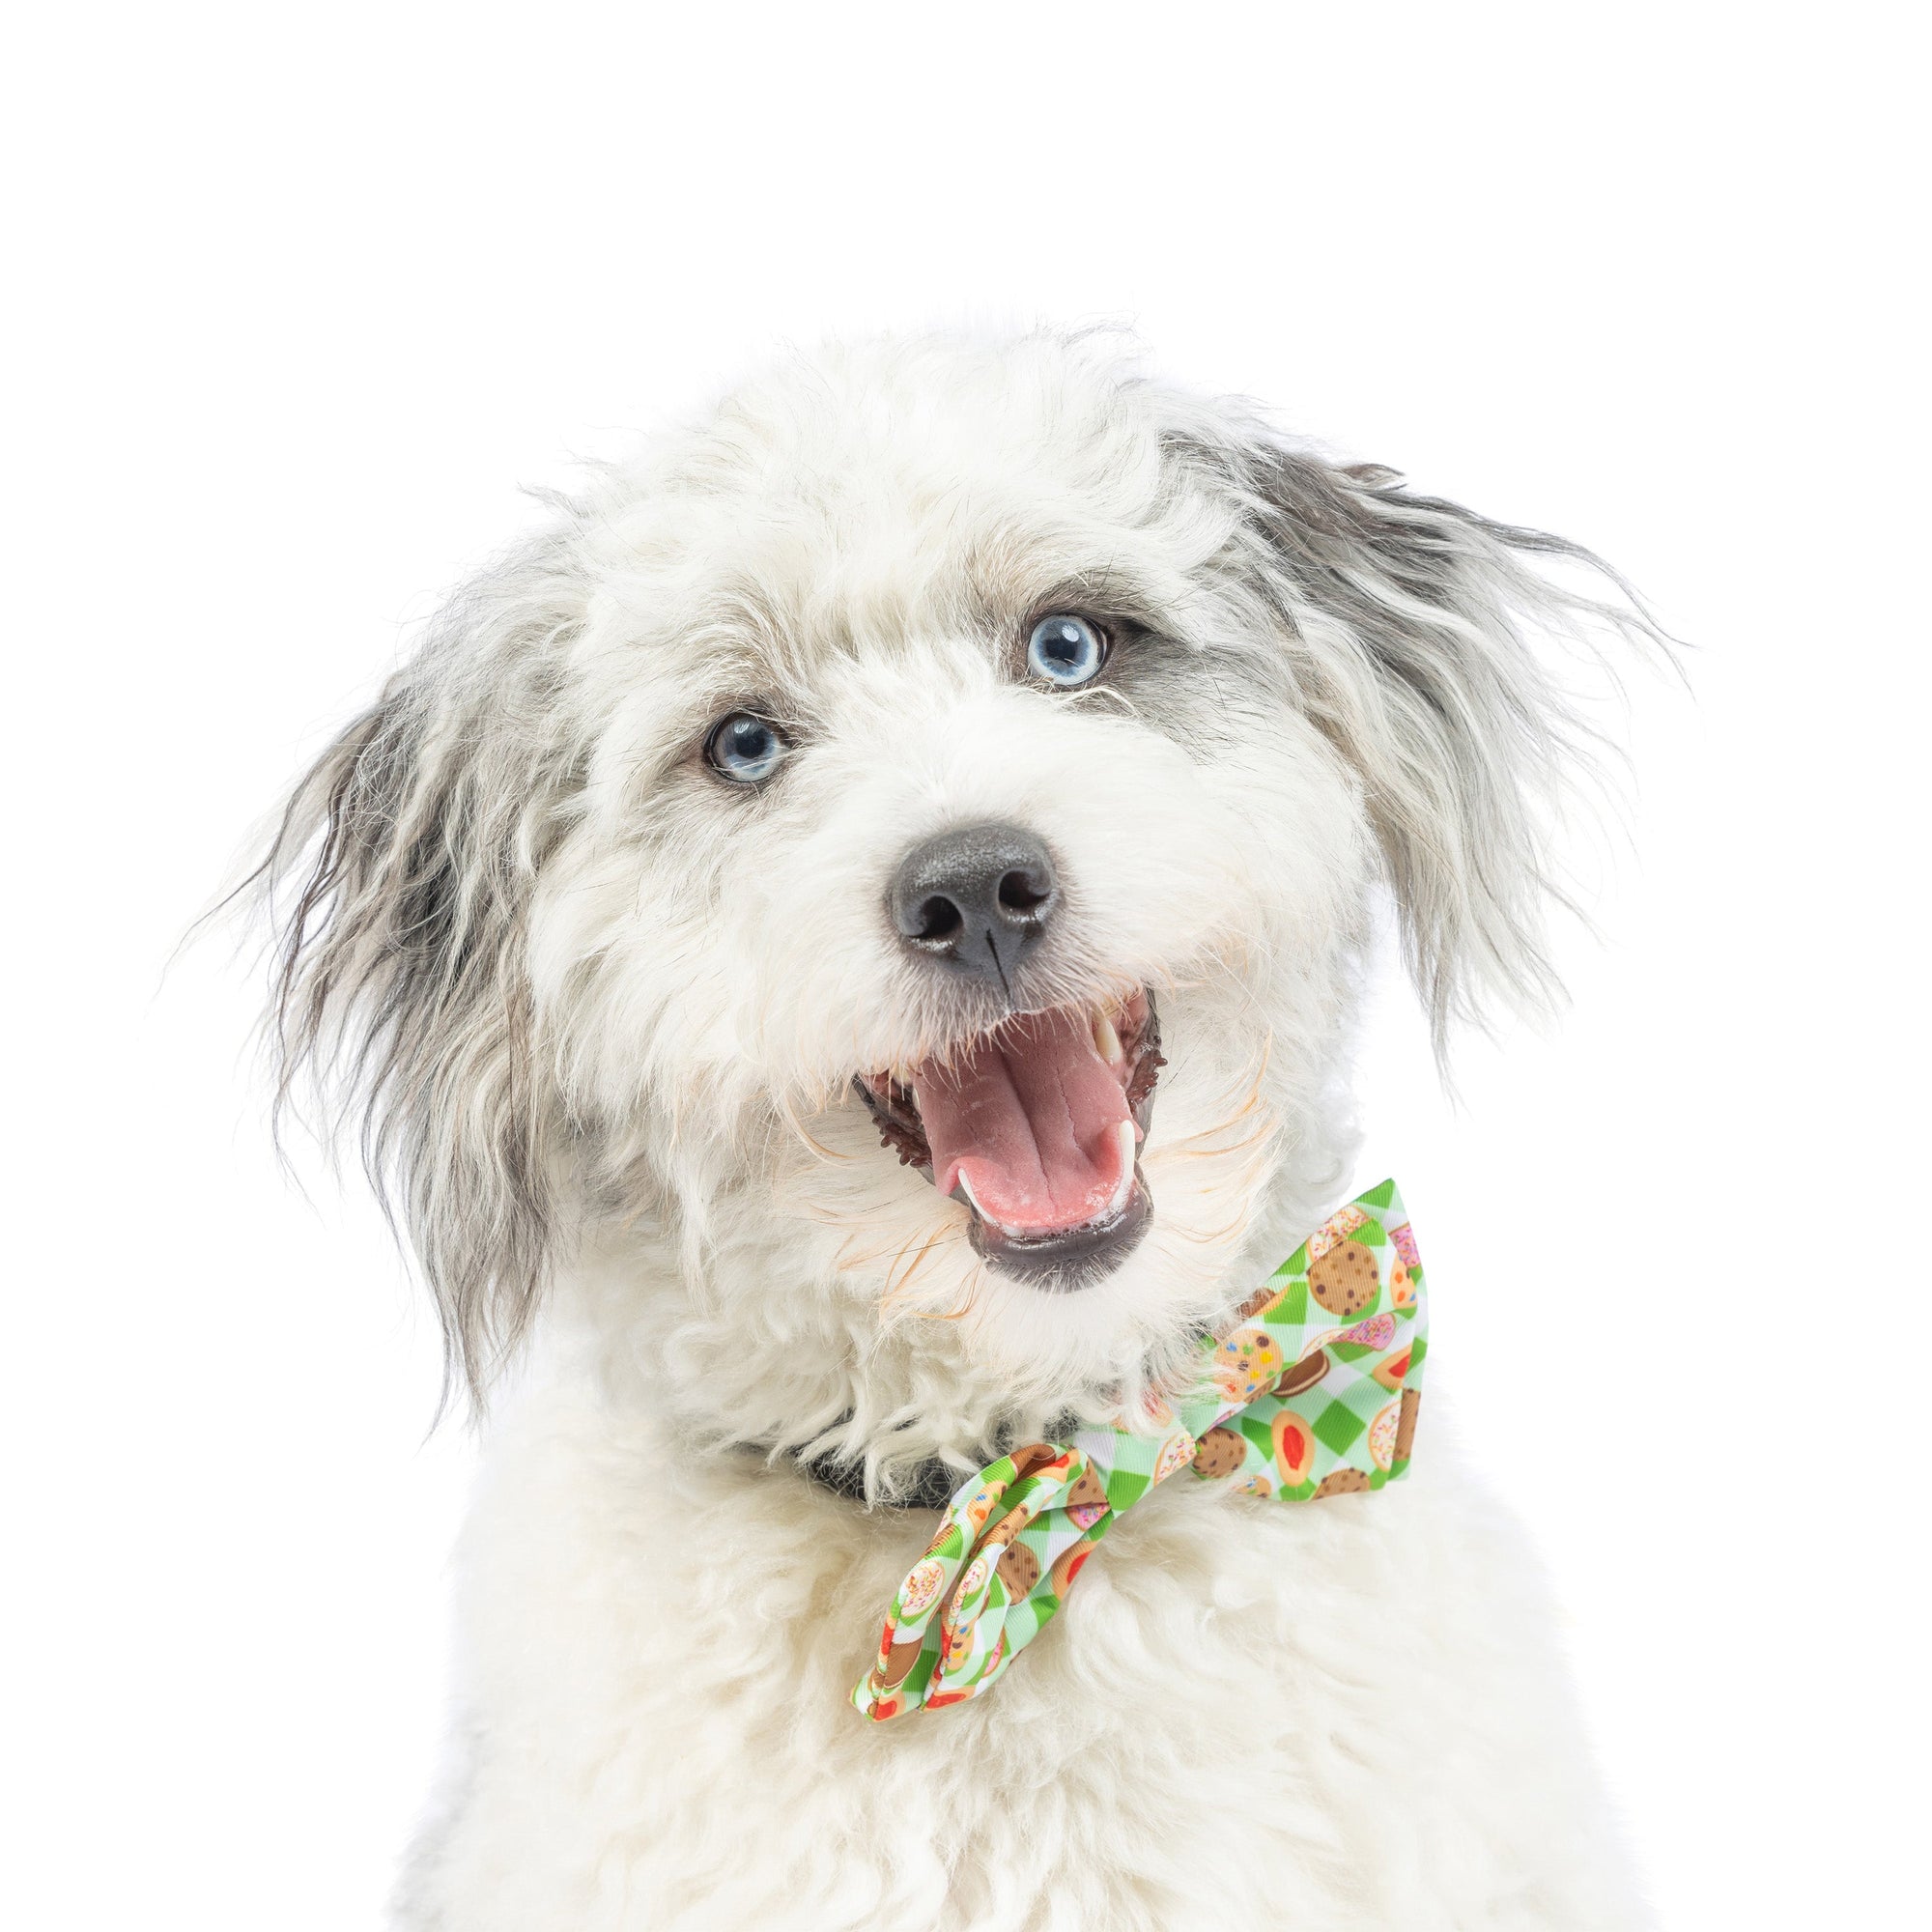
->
[263,334,1646,1451]
[529,355,1371,1396]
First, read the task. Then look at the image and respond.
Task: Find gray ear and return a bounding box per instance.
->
[1184,426,1666,1045]
[257,526,589,1406]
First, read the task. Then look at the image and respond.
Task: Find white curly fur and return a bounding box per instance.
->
[257,330,1660,1929]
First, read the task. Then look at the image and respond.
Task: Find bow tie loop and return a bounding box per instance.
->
[859,1443,1116,1719]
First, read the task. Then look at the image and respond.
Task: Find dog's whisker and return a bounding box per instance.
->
[774,1090,848,1164]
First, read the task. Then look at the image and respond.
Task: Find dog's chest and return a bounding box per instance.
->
[424,1391,1628,1932]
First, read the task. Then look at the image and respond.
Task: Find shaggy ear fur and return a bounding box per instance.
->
[257,525,589,1406]
[1179,423,1664,1044]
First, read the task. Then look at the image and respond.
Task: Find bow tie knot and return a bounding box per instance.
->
[854,1180,1427,1720]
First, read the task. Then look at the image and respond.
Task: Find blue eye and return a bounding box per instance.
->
[1026,613,1107,687]
[705,711,789,783]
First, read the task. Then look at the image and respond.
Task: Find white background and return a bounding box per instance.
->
[6,6,1924,1927]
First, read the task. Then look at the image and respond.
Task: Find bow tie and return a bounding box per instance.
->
[853,1180,1426,1721]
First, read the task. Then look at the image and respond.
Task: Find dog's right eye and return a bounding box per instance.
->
[705,711,790,784]
[1026,613,1108,688]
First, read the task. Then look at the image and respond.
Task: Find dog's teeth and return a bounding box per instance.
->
[956,1171,1026,1239]
[1094,1010,1124,1066]
[1110,1120,1139,1208]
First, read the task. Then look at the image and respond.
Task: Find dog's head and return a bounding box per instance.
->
[260,333,1652,1472]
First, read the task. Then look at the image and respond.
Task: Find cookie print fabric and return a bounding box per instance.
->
[854,1179,1428,1720]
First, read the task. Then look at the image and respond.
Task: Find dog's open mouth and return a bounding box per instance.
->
[856,992,1164,1289]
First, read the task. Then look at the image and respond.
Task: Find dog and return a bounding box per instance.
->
[256,330,1662,1929]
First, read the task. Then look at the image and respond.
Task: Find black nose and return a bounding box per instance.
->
[890,822,1059,990]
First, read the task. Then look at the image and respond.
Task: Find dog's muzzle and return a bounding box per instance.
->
[857,991,1164,1290]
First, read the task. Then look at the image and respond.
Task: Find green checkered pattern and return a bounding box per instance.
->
[853,1179,1427,1721]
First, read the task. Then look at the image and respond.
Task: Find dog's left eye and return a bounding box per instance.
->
[1026,614,1108,688]
[705,711,790,784]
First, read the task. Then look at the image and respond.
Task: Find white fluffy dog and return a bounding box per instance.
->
[257,331,1661,1929]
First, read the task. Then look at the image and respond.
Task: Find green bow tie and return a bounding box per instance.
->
[854,1179,1427,1721]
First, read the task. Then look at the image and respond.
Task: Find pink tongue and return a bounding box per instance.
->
[911,1009,1134,1236]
